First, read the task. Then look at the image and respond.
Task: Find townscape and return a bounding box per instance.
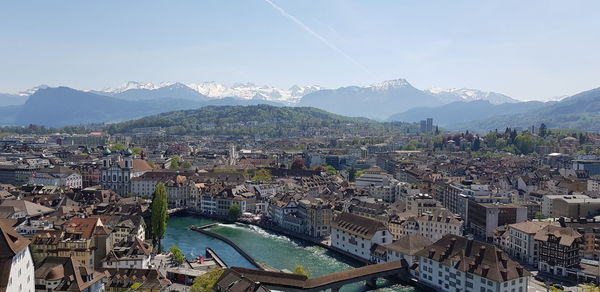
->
[4,2,600,292]
[1,118,600,292]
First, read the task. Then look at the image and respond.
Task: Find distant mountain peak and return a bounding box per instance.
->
[104,81,175,93]
[425,87,518,104]
[371,79,412,90]
[18,84,49,96]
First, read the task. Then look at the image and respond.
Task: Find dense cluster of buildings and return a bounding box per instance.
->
[2,130,600,291]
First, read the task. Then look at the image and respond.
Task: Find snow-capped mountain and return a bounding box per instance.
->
[188,82,322,103]
[102,81,176,94]
[425,88,518,104]
[18,84,49,97]
[371,78,412,90]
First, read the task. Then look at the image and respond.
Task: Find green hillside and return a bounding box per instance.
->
[106,104,387,137]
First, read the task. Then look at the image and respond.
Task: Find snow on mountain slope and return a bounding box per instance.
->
[187,82,322,103]
[425,88,518,104]
[102,81,175,94]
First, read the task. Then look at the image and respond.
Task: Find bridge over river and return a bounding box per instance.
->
[224,261,409,292]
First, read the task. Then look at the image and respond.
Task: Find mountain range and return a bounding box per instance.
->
[0,79,598,131]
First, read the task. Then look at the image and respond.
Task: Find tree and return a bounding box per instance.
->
[131,146,144,156]
[354,170,365,179]
[539,123,547,138]
[293,265,310,276]
[252,169,272,181]
[514,133,536,154]
[191,268,224,292]
[472,138,481,151]
[151,183,168,251]
[291,158,306,170]
[496,138,507,150]
[169,155,181,169]
[323,165,336,175]
[170,245,186,265]
[228,204,241,219]
[534,211,545,220]
[109,143,127,151]
[348,167,356,182]
[181,160,192,169]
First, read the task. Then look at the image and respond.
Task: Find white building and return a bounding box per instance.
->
[496,221,557,265]
[371,234,432,266]
[112,218,146,243]
[29,167,82,189]
[101,149,152,196]
[165,176,201,209]
[416,209,463,242]
[416,235,530,292]
[0,219,35,292]
[355,167,393,187]
[102,236,152,270]
[331,212,392,261]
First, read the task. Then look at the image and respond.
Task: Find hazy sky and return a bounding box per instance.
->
[1,0,599,100]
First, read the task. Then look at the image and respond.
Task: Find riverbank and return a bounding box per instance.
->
[249,221,371,266]
[167,215,419,291]
[190,224,264,270]
[181,210,371,265]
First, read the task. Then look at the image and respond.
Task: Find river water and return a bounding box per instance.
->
[162,216,416,291]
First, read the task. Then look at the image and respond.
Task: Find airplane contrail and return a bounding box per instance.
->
[263,0,368,72]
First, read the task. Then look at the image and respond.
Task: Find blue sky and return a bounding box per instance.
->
[1,0,599,100]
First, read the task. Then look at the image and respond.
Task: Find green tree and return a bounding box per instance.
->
[403,141,417,150]
[321,165,336,175]
[348,167,356,182]
[472,138,481,151]
[495,138,507,150]
[181,160,193,169]
[539,123,547,138]
[131,146,144,156]
[228,204,241,219]
[169,155,181,169]
[109,143,127,151]
[355,170,365,179]
[514,133,536,154]
[534,211,545,220]
[191,268,224,292]
[293,265,310,276]
[170,245,186,265]
[252,169,272,181]
[151,183,168,251]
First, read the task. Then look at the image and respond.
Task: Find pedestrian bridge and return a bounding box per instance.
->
[228,260,407,292]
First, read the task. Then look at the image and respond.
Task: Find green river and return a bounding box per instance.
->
[162,216,416,291]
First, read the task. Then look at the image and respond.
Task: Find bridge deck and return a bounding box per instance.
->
[230,260,405,290]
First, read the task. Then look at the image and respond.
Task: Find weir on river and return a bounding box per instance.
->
[161,216,417,292]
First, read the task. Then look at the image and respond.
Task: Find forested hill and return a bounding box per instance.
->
[106,104,391,137]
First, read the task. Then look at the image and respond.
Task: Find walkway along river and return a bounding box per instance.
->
[162,216,417,291]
